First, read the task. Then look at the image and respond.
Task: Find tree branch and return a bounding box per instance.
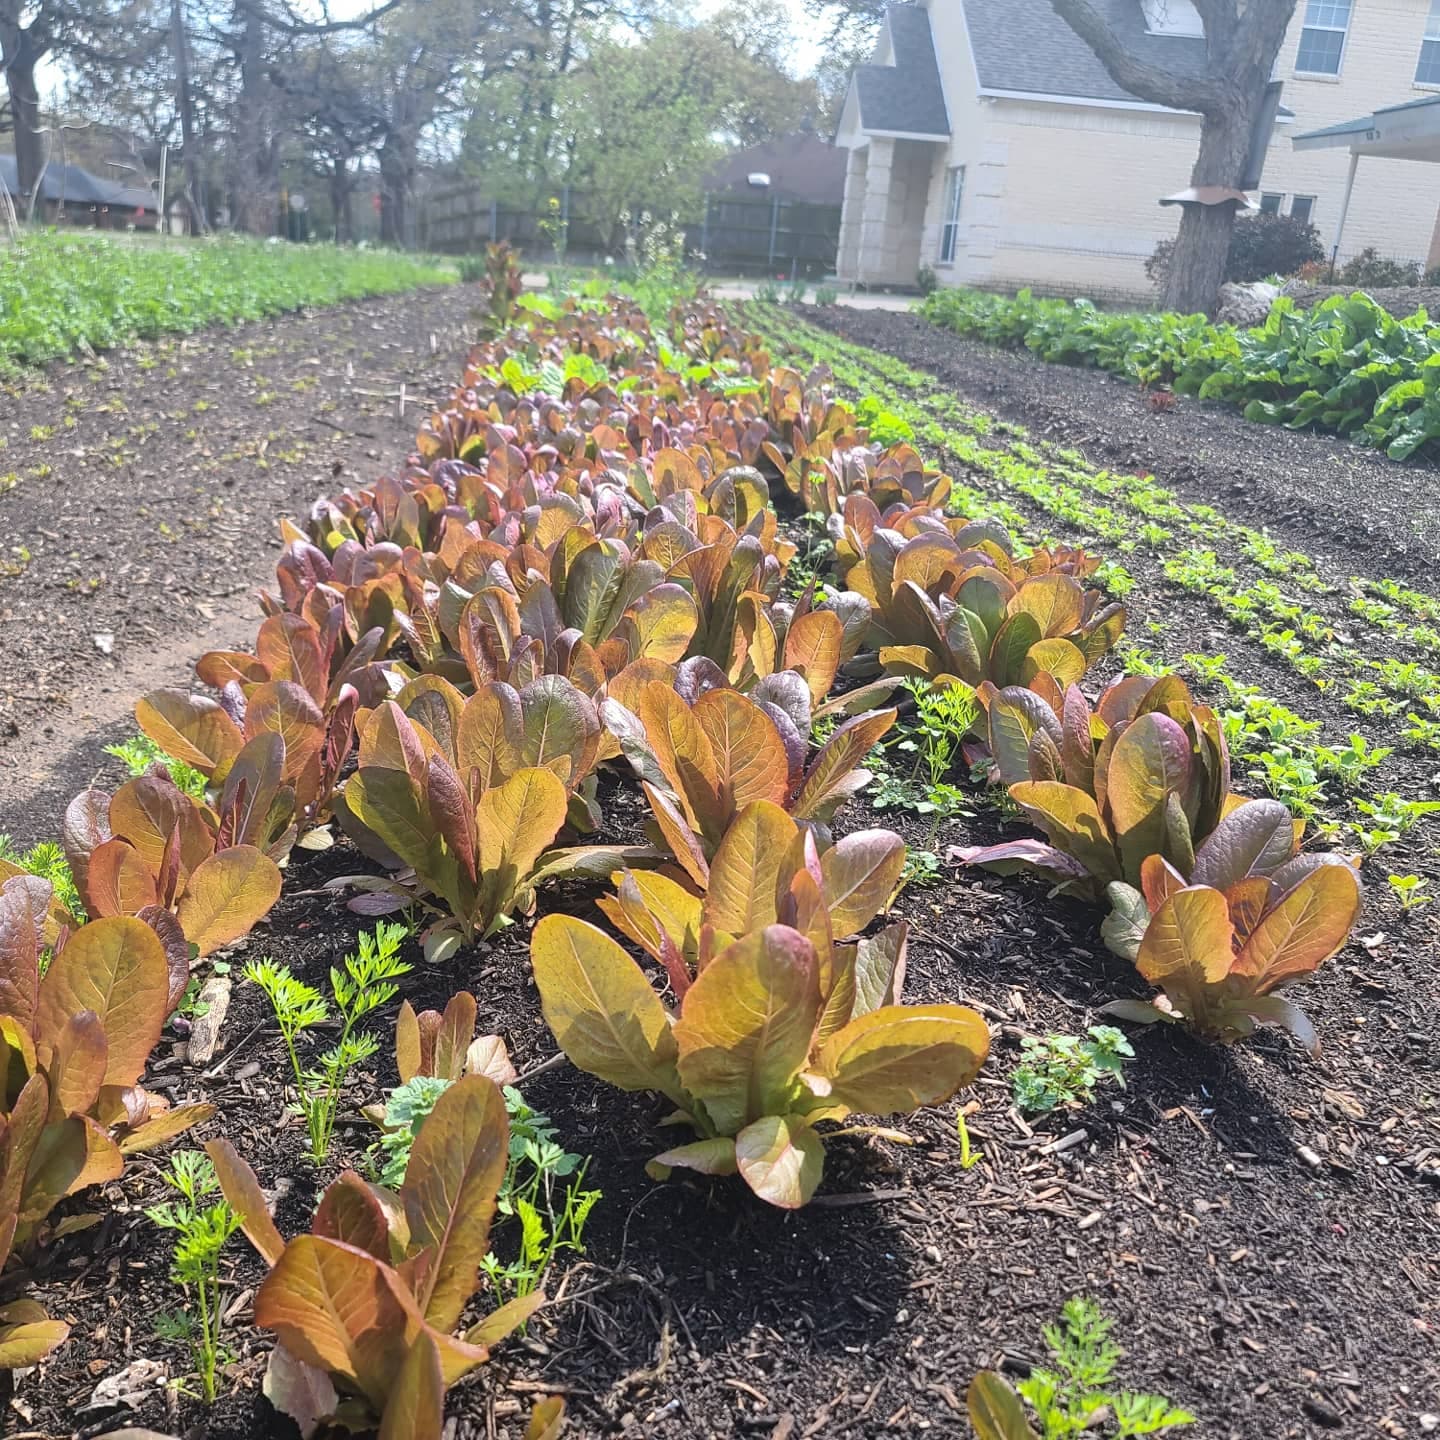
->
[228,0,405,36]
[1049,0,1226,112]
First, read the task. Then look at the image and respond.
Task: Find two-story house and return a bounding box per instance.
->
[834,0,1440,299]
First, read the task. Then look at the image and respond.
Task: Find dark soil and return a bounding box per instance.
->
[0,284,474,845]
[799,307,1440,582]
[5,302,1440,1440]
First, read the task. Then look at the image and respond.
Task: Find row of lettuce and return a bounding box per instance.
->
[0,284,1364,1434]
[921,286,1440,461]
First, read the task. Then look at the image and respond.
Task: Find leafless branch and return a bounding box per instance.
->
[1049,0,1226,112]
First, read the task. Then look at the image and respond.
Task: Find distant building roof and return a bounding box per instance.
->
[706,133,847,206]
[0,154,157,209]
[849,5,950,139]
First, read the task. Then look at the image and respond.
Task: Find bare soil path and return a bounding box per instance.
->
[0,285,473,843]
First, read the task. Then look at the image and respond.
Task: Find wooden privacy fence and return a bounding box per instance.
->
[419,184,840,277]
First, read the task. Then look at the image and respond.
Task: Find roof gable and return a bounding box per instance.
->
[850,4,950,139]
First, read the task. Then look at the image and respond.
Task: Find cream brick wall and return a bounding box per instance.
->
[1263,0,1440,265]
[900,0,1440,300]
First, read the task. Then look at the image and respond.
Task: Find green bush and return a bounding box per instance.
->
[0,233,456,370]
[1337,247,1423,289]
[1146,213,1324,288]
[921,285,1440,460]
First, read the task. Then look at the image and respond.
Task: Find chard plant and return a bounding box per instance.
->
[146,1150,241,1402]
[246,920,411,1163]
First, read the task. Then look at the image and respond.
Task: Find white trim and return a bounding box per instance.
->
[976,87,1296,126]
[978,87,1200,116]
[859,127,952,141]
[924,2,956,139]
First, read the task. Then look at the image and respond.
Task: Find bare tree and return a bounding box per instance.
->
[1051,0,1297,314]
[0,0,51,210]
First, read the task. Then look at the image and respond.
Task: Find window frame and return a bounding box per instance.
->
[1259,192,1284,215]
[1290,195,1317,224]
[1293,0,1352,76]
[1417,0,1440,84]
[939,165,965,264]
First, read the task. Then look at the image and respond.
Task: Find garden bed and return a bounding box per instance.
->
[0,283,470,846]
[801,305,1440,579]
[3,287,1438,1440]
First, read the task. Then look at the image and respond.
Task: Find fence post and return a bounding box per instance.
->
[767,193,780,272]
[489,198,498,244]
[700,193,711,261]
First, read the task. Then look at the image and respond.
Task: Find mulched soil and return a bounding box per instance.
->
[0,284,475,846]
[797,306,1440,582]
[5,301,1440,1440]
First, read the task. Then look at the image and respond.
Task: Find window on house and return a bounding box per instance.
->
[1291,195,1316,224]
[1294,0,1351,74]
[1418,0,1440,83]
[1259,193,1283,214]
[939,166,965,263]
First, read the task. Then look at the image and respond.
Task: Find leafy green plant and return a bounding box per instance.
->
[532,913,990,1208]
[145,1151,241,1402]
[371,1075,456,1188]
[1012,1027,1133,1115]
[920,285,1440,461]
[244,922,411,1163]
[968,1297,1195,1438]
[482,1088,600,1302]
[0,233,454,372]
[1387,873,1432,910]
[104,733,209,801]
[0,833,83,921]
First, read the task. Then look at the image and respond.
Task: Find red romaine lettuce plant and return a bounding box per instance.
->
[531,915,989,1208]
[1,877,213,1367]
[1101,853,1363,1053]
[206,1076,547,1438]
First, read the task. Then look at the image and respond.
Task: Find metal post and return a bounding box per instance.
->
[490,197,498,243]
[158,144,168,239]
[700,192,710,260]
[767,194,781,272]
[1329,149,1360,280]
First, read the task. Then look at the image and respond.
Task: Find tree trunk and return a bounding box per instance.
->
[378,137,412,248]
[4,50,44,214]
[329,162,353,244]
[233,4,278,235]
[1161,108,1253,315]
[170,0,209,234]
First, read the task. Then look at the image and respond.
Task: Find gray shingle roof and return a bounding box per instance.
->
[963,0,1208,104]
[852,5,950,138]
[0,155,157,209]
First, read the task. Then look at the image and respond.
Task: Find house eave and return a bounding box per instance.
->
[975,87,1295,125]
[859,126,952,142]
